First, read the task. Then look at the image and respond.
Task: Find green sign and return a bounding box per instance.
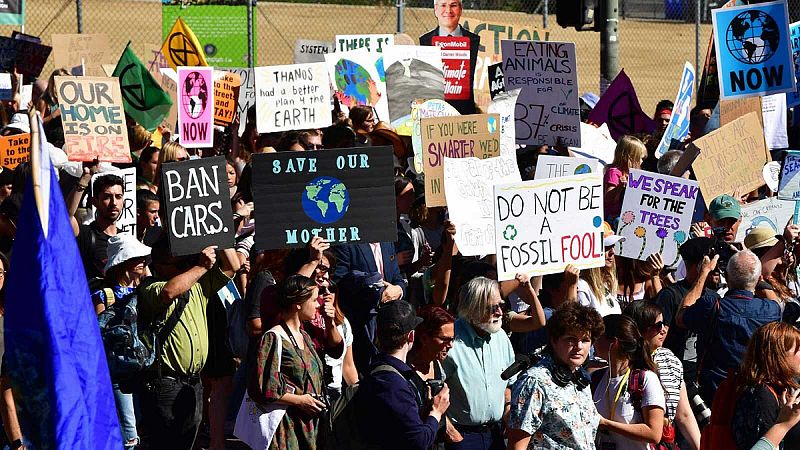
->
[162,4,254,68]
[0,0,24,26]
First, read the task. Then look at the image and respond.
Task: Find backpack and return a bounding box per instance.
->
[323,364,402,450]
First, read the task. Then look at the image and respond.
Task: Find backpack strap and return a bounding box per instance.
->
[370,364,401,377]
[153,290,191,377]
[627,369,646,413]
[103,288,115,308]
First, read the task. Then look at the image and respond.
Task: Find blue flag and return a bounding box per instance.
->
[4,117,121,449]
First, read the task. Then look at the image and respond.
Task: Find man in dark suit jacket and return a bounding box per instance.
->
[333,242,407,300]
[419,0,480,115]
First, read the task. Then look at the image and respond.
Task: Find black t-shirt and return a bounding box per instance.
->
[733,384,800,450]
[652,279,718,361]
[76,222,111,280]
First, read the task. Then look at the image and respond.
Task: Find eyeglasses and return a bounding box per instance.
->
[434,335,455,344]
[486,302,505,315]
[0,270,6,278]
[648,321,667,331]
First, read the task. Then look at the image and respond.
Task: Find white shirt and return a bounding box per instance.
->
[324,318,354,392]
[577,279,621,317]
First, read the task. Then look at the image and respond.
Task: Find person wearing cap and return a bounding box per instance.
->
[577,221,624,317]
[356,299,451,450]
[441,276,515,450]
[90,235,152,450]
[676,249,781,404]
[706,193,742,245]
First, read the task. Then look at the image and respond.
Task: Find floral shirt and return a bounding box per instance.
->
[508,358,600,450]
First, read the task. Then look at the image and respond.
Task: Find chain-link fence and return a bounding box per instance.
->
[8,0,800,114]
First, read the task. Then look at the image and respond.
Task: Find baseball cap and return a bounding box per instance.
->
[377,300,423,335]
[744,226,779,251]
[602,221,625,247]
[709,194,741,221]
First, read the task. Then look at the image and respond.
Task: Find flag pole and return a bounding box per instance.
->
[28,107,43,219]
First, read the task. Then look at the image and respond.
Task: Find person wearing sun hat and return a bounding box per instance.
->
[577,221,625,317]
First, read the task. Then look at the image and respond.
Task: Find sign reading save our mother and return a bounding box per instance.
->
[251,147,396,250]
[615,170,698,267]
[712,0,795,99]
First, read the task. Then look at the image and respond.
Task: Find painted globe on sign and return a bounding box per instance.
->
[725,10,779,65]
[301,176,351,224]
[181,71,209,119]
[573,164,592,174]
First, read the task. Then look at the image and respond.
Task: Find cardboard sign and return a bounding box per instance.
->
[145,45,179,130]
[254,62,332,134]
[655,62,695,158]
[422,114,501,207]
[335,34,394,53]
[89,168,136,237]
[493,173,605,280]
[0,133,28,168]
[251,147,396,250]
[432,36,471,101]
[568,123,617,165]
[487,88,520,158]
[325,49,389,123]
[736,196,795,242]
[411,99,460,174]
[444,155,521,256]
[691,112,767,206]
[160,156,234,256]
[55,76,131,163]
[177,66,215,148]
[294,39,333,64]
[14,39,51,77]
[615,170,698,267]
[384,45,444,134]
[488,62,505,99]
[501,40,580,147]
[788,21,800,107]
[712,0,795,99]
[587,69,656,141]
[778,150,800,200]
[52,33,113,77]
[534,155,603,180]
[213,71,241,127]
[719,95,763,126]
[224,67,254,136]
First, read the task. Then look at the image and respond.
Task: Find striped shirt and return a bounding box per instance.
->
[652,346,682,422]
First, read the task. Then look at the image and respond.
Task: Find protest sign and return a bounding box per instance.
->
[335,34,394,53]
[162,3,253,68]
[764,161,781,191]
[488,62,505,99]
[778,151,800,200]
[614,170,698,267]
[213,71,241,127]
[487,88,520,158]
[224,67,254,136]
[160,156,234,256]
[692,112,767,206]
[114,45,174,133]
[762,93,788,149]
[568,123,617,165]
[0,0,24,25]
[294,39,333,64]
[698,0,745,105]
[411,99,460,174]
[0,72,11,100]
[325,49,389,124]
[422,114,501,207]
[251,147,396,250]
[789,21,800,107]
[14,39,51,77]
[736,196,795,241]
[55,76,131,163]
[493,173,604,280]
[161,17,208,70]
[0,37,15,71]
[501,40,580,147]
[719,95,762,126]
[655,62,695,158]
[587,69,656,141]
[89,168,136,237]
[52,34,113,77]
[0,133,28,168]
[19,84,30,110]
[712,0,795,99]
[444,155,520,256]
[534,155,603,180]
[254,62,331,134]
[177,67,214,148]
[384,45,444,134]
[432,36,471,101]
[145,45,178,130]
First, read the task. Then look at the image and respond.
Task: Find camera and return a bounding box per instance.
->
[687,381,711,428]
[710,227,737,274]
[311,393,330,411]
[425,379,445,402]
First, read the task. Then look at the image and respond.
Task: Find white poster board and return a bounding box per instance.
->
[487,88,520,158]
[533,155,604,180]
[89,167,137,237]
[254,62,332,134]
[736,196,795,242]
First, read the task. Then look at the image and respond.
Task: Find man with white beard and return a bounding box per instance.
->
[442,276,516,450]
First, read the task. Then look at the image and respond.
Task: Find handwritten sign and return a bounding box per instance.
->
[487,88,520,157]
[736,196,795,242]
[335,34,394,53]
[444,155,521,256]
[501,40,580,147]
[789,21,800,107]
[0,133,28,168]
[160,156,234,256]
[719,95,763,126]
[615,170,698,267]
[488,62,505,99]
[692,112,767,206]
[778,151,800,200]
[422,114,501,207]
[294,39,333,63]
[55,76,131,163]
[89,168,136,237]
[213,71,241,127]
[254,62,332,134]
[52,33,113,77]
[534,155,603,180]
[493,173,605,280]
[411,99,460,174]
[177,66,215,148]
[223,67,254,136]
[432,36,471,101]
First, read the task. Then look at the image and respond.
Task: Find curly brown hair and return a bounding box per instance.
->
[546,302,605,343]
[738,321,800,393]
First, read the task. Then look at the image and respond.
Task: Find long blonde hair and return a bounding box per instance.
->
[581,263,617,303]
[611,135,647,172]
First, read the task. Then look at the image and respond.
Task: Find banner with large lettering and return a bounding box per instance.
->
[712,0,795,99]
[0,133,28,168]
[334,34,393,53]
[160,156,234,256]
[177,66,215,148]
[254,63,331,134]
[493,173,605,281]
[55,76,131,163]
[251,147,396,250]
[0,0,24,25]
[432,36,471,101]
[213,70,241,127]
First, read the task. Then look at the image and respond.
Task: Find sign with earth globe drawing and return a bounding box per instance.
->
[302,176,351,224]
[177,66,214,148]
[713,0,795,99]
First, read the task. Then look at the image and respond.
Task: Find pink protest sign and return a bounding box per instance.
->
[177,66,214,148]
[587,69,656,141]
